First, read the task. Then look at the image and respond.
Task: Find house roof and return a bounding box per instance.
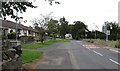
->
[1,19,38,33]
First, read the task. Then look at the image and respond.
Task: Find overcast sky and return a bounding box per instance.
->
[8,0,119,31]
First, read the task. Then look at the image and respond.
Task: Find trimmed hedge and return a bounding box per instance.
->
[19,36,34,43]
[7,32,16,39]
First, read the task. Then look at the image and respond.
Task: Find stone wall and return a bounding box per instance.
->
[1,40,22,71]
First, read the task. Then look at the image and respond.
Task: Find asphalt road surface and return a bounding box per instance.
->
[36,40,120,70]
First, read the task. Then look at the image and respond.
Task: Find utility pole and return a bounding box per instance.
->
[93,23,99,39]
[16,11,18,41]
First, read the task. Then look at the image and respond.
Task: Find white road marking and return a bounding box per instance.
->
[86,47,91,50]
[93,50,103,56]
[109,59,120,65]
[109,49,120,53]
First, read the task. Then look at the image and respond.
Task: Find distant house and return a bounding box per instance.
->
[0,19,39,37]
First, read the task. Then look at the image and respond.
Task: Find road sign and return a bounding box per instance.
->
[107,30,110,35]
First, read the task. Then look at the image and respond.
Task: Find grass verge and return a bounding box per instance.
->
[22,39,70,49]
[83,39,119,48]
[22,50,43,64]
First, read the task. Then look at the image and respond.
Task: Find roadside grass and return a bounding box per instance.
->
[22,50,43,64]
[83,39,118,48]
[22,39,70,49]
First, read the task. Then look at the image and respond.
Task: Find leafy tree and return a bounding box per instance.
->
[104,21,120,40]
[71,21,88,40]
[0,0,60,21]
[1,2,37,21]
[47,19,58,39]
[59,17,69,39]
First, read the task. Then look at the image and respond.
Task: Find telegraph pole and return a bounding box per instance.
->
[93,23,99,39]
[16,11,18,41]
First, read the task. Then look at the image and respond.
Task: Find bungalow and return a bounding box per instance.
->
[0,19,39,37]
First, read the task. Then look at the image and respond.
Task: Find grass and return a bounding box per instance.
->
[83,39,118,48]
[22,50,43,64]
[22,39,70,49]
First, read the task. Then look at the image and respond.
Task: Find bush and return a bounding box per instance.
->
[7,32,16,39]
[115,40,120,48]
[19,36,34,43]
[0,34,7,39]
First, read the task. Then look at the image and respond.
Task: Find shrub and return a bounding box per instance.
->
[7,32,16,39]
[19,36,34,43]
[115,40,120,48]
[0,34,7,39]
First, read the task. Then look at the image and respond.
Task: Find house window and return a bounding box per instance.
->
[28,30,33,35]
[10,30,13,33]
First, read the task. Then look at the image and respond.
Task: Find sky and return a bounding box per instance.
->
[7,0,119,31]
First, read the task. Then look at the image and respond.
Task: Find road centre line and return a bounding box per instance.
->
[93,50,103,56]
[109,59,120,65]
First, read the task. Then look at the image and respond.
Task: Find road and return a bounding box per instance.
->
[36,40,120,70]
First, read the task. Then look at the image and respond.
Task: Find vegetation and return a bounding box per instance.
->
[83,39,120,48]
[59,17,69,39]
[47,19,58,39]
[103,21,120,40]
[7,32,16,39]
[71,21,88,40]
[19,36,34,43]
[22,39,70,49]
[22,50,43,64]
[1,0,60,20]
[115,40,120,48]
[1,2,37,20]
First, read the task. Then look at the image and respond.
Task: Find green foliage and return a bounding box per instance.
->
[22,39,69,49]
[0,34,7,39]
[104,21,119,40]
[115,40,120,48]
[7,32,16,39]
[83,39,119,48]
[83,39,94,43]
[19,36,34,43]
[1,2,37,20]
[22,50,43,64]
[59,17,69,39]
[47,19,58,39]
[71,21,88,40]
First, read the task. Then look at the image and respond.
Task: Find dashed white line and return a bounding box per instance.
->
[93,50,103,56]
[109,59,120,65]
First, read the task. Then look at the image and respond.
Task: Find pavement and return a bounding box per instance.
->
[35,40,120,70]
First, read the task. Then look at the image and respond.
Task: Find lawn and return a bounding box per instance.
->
[22,50,43,64]
[22,39,70,49]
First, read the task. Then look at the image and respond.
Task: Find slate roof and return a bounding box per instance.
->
[1,19,38,33]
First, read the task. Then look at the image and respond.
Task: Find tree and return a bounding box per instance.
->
[47,19,58,39]
[1,2,37,21]
[103,21,120,40]
[31,13,53,43]
[0,0,60,21]
[71,21,88,40]
[33,21,45,43]
[59,17,69,39]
